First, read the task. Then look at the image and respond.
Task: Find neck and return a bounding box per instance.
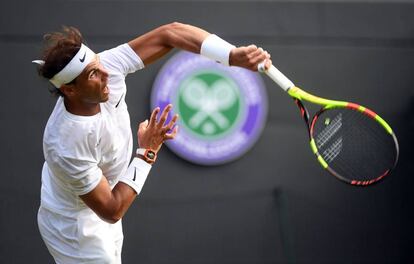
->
[64,98,101,116]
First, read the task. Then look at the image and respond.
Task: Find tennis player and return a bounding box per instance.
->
[34,22,271,263]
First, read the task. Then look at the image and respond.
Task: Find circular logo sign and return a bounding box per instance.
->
[151,51,268,165]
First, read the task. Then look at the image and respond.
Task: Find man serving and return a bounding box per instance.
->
[34,22,271,263]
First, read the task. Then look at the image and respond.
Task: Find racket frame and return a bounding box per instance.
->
[262,65,399,186]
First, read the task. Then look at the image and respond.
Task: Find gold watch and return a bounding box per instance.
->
[136,148,157,164]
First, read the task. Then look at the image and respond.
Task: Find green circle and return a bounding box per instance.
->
[176,71,243,140]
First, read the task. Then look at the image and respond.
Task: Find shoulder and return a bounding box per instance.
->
[99,43,145,75]
[44,100,102,160]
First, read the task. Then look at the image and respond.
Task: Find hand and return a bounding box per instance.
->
[229,45,272,71]
[137,104,179,153]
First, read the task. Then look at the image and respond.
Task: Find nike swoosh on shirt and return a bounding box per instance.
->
[115,93,124,108]
[96,138,102,147]
[79,52,86,62]
[133,168,136,181]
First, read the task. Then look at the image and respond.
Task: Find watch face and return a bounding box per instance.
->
[147,151,156,159]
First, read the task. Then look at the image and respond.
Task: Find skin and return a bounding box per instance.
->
[128,22,272,70]
[59,22,272,224]
[60,55,109,116]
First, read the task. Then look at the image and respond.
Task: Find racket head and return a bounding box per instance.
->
[308,104,399,186]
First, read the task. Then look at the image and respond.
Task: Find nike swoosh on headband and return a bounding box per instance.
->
[32,44,95,88]
[79,52,86,63]
[49,44,95,88]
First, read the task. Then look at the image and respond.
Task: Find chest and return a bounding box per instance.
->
[96,106,132,175]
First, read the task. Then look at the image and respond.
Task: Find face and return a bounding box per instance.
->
[71,55,110,104]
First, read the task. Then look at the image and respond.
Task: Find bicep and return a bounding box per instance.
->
[128,25,172,65]
[128,22,210,65]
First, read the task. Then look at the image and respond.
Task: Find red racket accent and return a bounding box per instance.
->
[351,170,389,186]
[309,114,319,136]
[363,108,377,119]
[347,103,377,119]
[346,102,360,110]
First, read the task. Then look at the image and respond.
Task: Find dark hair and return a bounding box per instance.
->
[37,26,84,96]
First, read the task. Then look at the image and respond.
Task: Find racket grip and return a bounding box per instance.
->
[259,63,295,91]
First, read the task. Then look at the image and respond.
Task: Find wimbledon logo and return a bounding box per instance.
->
[151,51,268,165]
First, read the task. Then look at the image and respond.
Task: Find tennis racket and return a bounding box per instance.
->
[258,63,399,186]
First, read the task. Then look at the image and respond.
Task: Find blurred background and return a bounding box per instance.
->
[1,0,413,263]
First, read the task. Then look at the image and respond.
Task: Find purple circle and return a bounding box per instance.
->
[151,51,268,165]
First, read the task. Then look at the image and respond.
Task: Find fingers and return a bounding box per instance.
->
[163,113,179,132]
[138,119,148,132]
[149,107,160,127]
[246,44,258,53]
[265,59,272,70]
[139,119,149,129]
[137,119,148,137]
[244,45,271,71]
[164,126,179,140]
[249,47,263,58]
[258,58,273,72]
[148,104,173,127]
[138,105,179,152]
[149,104,179,138]
[157,104,173,128]
[252,48,270,64]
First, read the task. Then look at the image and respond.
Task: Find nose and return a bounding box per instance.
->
[100,66,109,80]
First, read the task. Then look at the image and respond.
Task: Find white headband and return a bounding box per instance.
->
[32,44,95,88]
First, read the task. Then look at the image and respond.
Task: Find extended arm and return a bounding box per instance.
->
[128,22,271,71]
[128,22,208,65]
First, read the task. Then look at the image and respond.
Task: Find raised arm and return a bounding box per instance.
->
[128,22,271,71]
[128,22,208,65]
[79,105,178,224]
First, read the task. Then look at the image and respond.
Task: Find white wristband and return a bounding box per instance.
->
[119,157,152,195]
[200,34,235,66]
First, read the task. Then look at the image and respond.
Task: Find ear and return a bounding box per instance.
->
[60,83,77,98]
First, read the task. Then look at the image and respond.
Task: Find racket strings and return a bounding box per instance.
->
[315,113,343,149]
[312,108,397,182]
[321,137,342,163]
[334,113,394,179]
[341,111,395,178]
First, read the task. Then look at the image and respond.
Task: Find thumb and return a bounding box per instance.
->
[138,120,148,131]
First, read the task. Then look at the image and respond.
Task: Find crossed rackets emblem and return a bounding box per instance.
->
[180,77,238,135]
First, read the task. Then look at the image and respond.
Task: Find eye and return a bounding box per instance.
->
[89,70,97,78]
